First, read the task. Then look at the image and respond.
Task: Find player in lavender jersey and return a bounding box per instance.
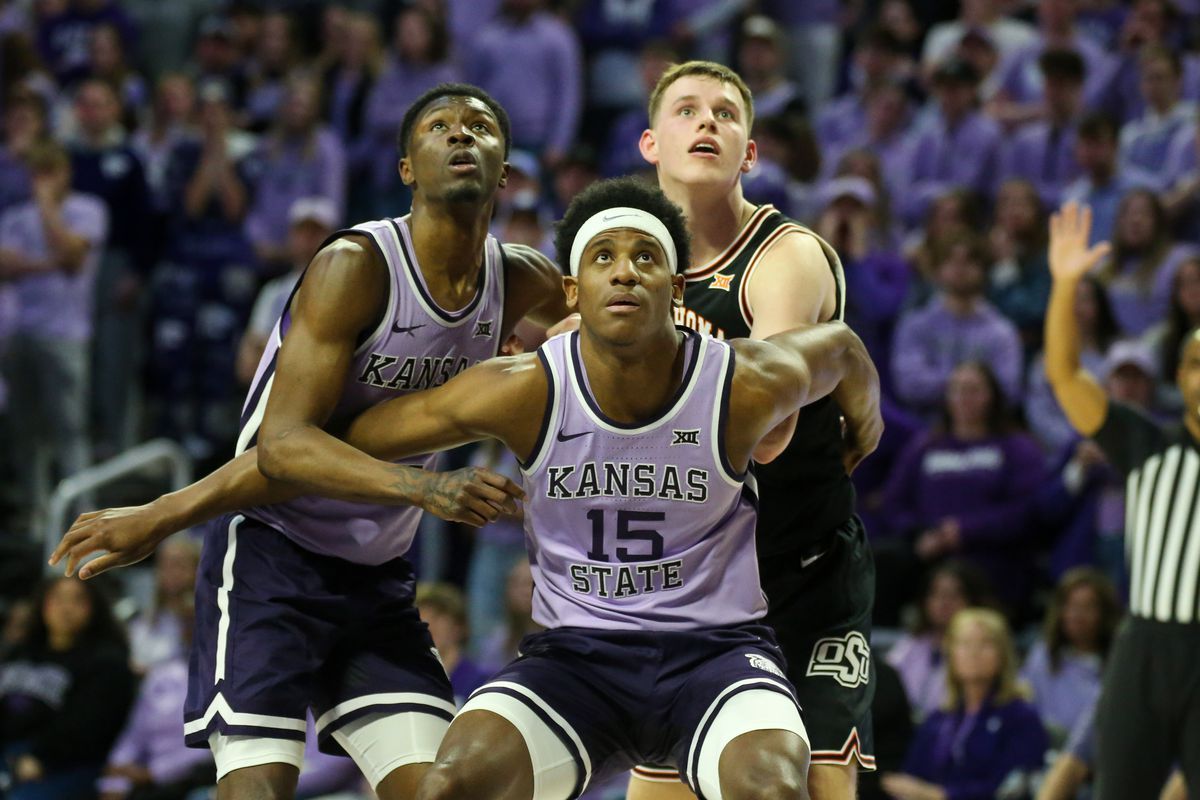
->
[51,84,572,800]
[165,177,876,799]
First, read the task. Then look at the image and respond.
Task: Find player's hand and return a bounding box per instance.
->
[420,466,525,527]
[545,313,581,339]
[1049,202,1111,283]
[49,503,174,579]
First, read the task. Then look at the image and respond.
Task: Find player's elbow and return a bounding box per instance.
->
[257,432,301,482]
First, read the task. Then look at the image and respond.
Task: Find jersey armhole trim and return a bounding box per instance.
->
[519,348,558,473]
[712,344,747,486]
[737,223,806,330]
[494,240,509,358]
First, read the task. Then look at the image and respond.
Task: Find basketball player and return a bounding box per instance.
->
[51,84,572,800]
[222,176,880,799]
[631,62,875,800]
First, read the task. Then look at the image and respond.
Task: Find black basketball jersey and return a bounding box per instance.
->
[675,204,855,556]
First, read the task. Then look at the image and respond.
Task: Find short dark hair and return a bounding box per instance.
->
[555,176,691,275]
[1077,110,1119,142]
[397,83,511,160]
[1038,48,1086,83]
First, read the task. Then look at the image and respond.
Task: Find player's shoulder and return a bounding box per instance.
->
[501,242,560,278]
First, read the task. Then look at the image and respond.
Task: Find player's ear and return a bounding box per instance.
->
[563,275,579,310]
[399,156,415,187]
[498,161,510,189]
[671,273,685,305]
[741,139,757,175]
[638,128,659,166]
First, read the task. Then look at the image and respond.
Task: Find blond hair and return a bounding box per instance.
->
[943,607,1027,709]
[647,60,754,130]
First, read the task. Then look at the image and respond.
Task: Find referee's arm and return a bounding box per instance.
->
[1044,203,1111,438]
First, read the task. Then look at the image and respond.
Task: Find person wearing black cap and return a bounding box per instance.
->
[900,58,1004,227]
[1046,202,1200,800]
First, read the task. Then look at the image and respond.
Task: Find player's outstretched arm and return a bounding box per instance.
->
[502,244,573,328]
[728,321,882,475]
[1045,202,1111,436]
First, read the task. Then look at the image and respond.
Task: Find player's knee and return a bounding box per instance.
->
[415,762,477,800]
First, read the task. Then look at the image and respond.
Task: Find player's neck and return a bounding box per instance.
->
[579,325,685,424]
[408,198,492,295]
[664,181,755,267]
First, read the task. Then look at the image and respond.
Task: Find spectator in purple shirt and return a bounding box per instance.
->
[886,561,997,721]
[892,234,1024,412]
[735,16,801,121]
[1021,567,1121,742]
[1101,188,1196,336]
[417,583,493,708]
[1063,111,1147,245]
[362,5,461,217]
[35,0,136,88]
[816,26,912,156]
[821,81,916,204]
[244,72,345,270]
[465,0,582,171]
[1118,46,1197,191]
[126,539,200,674]
[998,49,1086,209]
[0,90,47,216]
[879,362,1047,613]
[988,178,1052,355]
[902,58,1005,227]
[0,142,107,518]
[882,608,1049,800]
[600,41,675,179]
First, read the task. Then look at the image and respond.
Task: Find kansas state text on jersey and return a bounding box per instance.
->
[520,329,766,630]
[236,215,505,565]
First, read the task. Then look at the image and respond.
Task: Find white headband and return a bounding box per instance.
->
[568,207,678,277]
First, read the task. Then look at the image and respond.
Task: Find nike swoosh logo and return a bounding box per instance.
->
[556,429,593,442]
[800,551,826,568]
[602,213,634,222]
[393,323,426,335]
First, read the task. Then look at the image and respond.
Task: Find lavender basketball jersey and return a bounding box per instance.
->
[238,216,505,564]
[522,329,766,631]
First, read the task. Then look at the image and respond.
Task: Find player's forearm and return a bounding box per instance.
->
[149,449,302,535]
[769,322,878,411]
[257,424,432,507]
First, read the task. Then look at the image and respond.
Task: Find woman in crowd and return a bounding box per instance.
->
[1144,255,1200,412]
[1021,567,1121,741]
[883,608,1049,800]
[1101,188,1195,336]
[904,188,983,309]
[887,561,997,721]
[0,577,135,799]
[877,361,1047,615]
[416,583,491,707]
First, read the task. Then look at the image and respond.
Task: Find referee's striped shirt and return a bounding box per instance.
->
[1095,402,1200,623]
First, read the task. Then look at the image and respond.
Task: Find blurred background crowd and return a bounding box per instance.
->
[1,0,1198,798]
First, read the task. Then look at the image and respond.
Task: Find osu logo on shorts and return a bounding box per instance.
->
[806,632,870,688]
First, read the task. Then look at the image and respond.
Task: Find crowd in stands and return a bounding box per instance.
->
[3,0,1200,797]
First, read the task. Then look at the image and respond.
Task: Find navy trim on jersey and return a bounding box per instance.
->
[568,327,701,431]
[238,349,279,436]
[476,685,587,798]
[519,348,557,471]
[389,218,485,323]
[686,681,797,800]
[716,346,746,481]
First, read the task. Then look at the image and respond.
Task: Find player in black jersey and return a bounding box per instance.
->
[629,61,874,800]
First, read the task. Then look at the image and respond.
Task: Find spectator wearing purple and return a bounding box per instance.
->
[892,235,1023,412]
[882,608,1049,800]
[1063,112,1147,245]
[1101,188,1196,336]
[988,179,1052,355]
[989,0,1115,129]
[320,12,381,220]
[903,190,983,305]
[465,0,582,170]
[86,23,149,130]
[879,362,1046,613]
[886,561,996,721]
[735,16,800,120]
[921,0,1037,74]
[821,82,915,204]
[816,176,909,389]
[0,91,47,216]
[816,26,912,155]
[997,49,1085,209]
[1021,568,1120,742]
[1,578,135,800]
[760,0,841,107]
[241,12,299,135]
[0,143,107,512]
[362,5,460,217]
[600,41,675,179]
[1161,124,1200,243]
[35,0,136,88]
[96,657,215,800]
[574,0,674,113]
[1118,47,1197,191]
[417,583,492,707]
[901,59,1004,227]
[244,72,345,270]
[1026,274,1120,453]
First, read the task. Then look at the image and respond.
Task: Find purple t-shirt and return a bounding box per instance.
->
[0,193,108,341]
